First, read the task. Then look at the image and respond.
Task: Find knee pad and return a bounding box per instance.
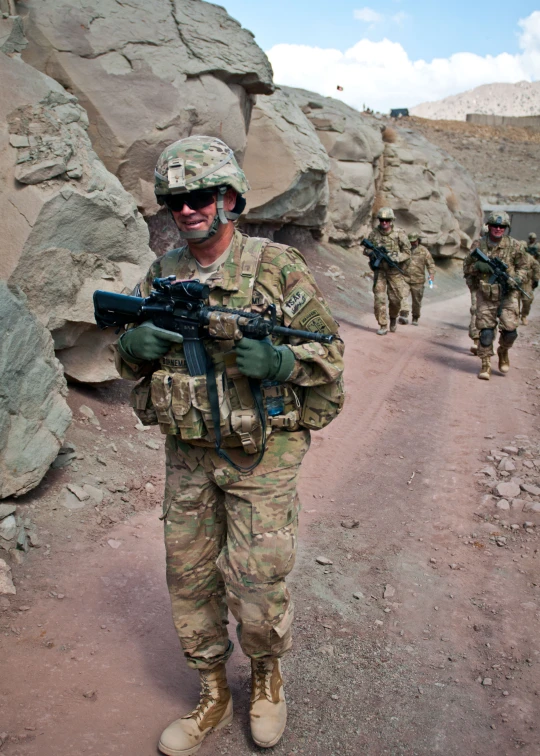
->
[479,329,495,347]
[500,329,518,346]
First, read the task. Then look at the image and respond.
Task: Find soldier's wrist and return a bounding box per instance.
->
[273,346,296,382]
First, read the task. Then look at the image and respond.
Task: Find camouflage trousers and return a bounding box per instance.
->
[399,282,425,320]
[373,270,407,326]
[520,282,535,318]
[475,287,520,358]
[162,430,310,670]
[468,286,479,341]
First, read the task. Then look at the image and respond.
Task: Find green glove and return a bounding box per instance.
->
[474,260,493,274]
[118,321,184,362]
[235,338,296,381]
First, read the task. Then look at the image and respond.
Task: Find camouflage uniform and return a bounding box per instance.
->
[115,229,344,670]
[399,243,435,321]
[463,235,528,359]
[526,241,539,259]
[366,227,411,327]
[520,249,540,319]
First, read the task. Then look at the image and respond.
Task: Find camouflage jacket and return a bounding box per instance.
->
[406,244,435,285]
[523,251,540,285]
[463,235,528,291]
[526,242,539,259]
[366,227,411,273]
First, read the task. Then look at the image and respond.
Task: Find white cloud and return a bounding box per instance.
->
[391,11,408,25]
[266,11,540,113]
[353,7,383,24]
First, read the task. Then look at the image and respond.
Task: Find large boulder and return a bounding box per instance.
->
[0,282,71,499]
[286,88,385,245]
[380,127,482,257]
[1,51,154,382]
[243,87,329,229]
[18,0,274,215]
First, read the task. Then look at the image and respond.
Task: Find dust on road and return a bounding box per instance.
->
[2,290,540,756]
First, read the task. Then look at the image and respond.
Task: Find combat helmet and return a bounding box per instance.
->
[154,136,250,240]
[529,232,537,240]
[408,232,420,243]
[377,207,395,221]
[486,210,510,227]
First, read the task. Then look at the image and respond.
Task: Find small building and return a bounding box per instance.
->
[390,108,409,119]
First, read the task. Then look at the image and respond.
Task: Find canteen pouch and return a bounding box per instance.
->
[300,376,345,430]
[130,375,158,426]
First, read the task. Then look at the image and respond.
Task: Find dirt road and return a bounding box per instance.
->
[2,289,540,756]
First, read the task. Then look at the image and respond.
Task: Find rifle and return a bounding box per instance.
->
[94,276,334,377]
[361,238,406,277]
[471,248,531,300]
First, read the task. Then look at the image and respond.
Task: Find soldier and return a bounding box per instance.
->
[519,240,540,325]
[526,232,539,259]
[114,136,345,755]
[398,233,435,325]
[364,207,411,335]
[463,211,528,380]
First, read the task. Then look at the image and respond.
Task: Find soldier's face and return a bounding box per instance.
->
[488,224,506,241]
[170,188,237,237]
[379,219,392,233]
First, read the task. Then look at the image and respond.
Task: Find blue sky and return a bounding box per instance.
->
[221,2,540,111]
[223,0,539,61]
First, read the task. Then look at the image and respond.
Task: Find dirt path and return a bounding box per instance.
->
[2,290,540,756]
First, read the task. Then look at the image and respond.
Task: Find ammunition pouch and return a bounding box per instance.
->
[479,280,501,301]
[299,376,345,430]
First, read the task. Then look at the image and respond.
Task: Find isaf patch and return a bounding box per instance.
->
[282,287,310,318]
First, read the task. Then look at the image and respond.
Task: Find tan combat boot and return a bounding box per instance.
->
[398,315,409,325]
[497,346,510,374]
[470,339,479,355]
[158,665,232,756]
[478,357,491,381]
[377,326,388,335]
[389,318,397,332]
[521,316,528,326]
[250,657,287,748]
[412,318,419,326]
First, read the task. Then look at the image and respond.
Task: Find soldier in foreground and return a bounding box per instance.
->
[113,136,345,755]
[398,233,435,326]
[463,211,527,380]
[364,207,411,335]
[519,240,540,325]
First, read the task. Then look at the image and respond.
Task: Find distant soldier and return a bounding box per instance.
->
[526,232,539,259]
[364,207,411,335]
[398,233,435,325]
[463,211,528,380]
[520,241,540,325]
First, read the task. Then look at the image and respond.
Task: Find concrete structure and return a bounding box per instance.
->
[467,114,540,131]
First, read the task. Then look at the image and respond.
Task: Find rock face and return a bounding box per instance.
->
[0,283,71,499]
[1,52,154,382]
[243,88,329,228]
[19,0,274,214]
[380,127,482,256]
[288,88,385,244]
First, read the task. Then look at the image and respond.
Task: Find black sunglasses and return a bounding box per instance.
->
[489,224,507,229]
[164,189,217,212]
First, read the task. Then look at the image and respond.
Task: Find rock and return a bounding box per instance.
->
[0,516,17,541]
[316,556,333,565]
[495,481,521,499]
[107,539,121,549]
[19,0,273,217]
[341,518,360,529]
[79,406,98,423]
[383,584,396,599]
[0,283,71,498]
[244,87,329,229]
[82,484,103,506]
[524,521,535,528]
[353,591,365,600]
[498,458,516,473]
[522,501,540,513]
[285,87,384,244]
[495,536,507,546]
[496,499,510,511]
[502,446,519,455]
[145,439,160,451]
[0,559,16,595]
[66,484,90,502]
[482,677,493,686]
[51,450,77,469]
[511,498,527,509]
[480,466,497,477]
[379,127,481,257]
[145,482,155,494]
[63,491,86,510]
[1,53,154,383]
[0,504,17,520]
[521,483,540,496]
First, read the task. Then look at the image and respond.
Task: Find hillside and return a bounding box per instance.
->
[411,80,540,121]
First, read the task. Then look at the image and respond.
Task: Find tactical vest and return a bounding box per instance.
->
[475,236,520,302]
[130,236,341,455]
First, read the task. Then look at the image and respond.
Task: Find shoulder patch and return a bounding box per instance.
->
[283,285,311,318]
